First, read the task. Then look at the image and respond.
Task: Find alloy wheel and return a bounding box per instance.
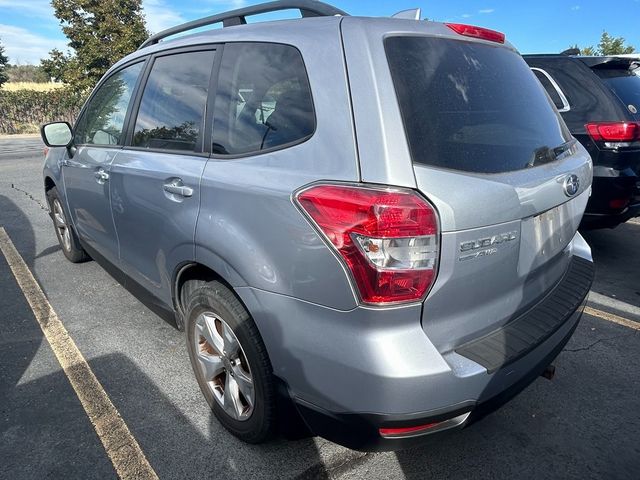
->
[194,312,255,421]
[52,199,71,252]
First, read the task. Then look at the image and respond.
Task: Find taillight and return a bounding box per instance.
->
[609,197,631,210]
[295,184,439,305]
[43,147,50,157]
[586,122,640,142]
[445,23,505,44]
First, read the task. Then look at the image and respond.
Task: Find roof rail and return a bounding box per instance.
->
[139,0,349,50]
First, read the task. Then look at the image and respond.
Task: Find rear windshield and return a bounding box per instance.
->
[385,37,572,174]
[593,68,640,116]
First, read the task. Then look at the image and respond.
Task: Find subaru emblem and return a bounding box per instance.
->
[563,174,580,197]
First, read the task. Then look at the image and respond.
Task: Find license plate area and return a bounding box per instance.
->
[519,202,576,272]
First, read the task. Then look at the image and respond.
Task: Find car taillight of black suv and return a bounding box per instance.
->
[524,53,640,228]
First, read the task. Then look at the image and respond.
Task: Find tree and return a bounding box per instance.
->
[41,49,71,83]
[44,0,148,91]
[0,39,9,88]
[568,31,636,56]
[597,32,636,55]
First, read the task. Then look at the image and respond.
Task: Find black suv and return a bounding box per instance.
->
[524,54,640,228]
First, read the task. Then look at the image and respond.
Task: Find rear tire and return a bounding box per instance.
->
[46,186,89,263]
[184,280,276,443]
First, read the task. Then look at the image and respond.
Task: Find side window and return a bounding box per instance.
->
[132,50,215,152]
[532,68,570,112]
[212,43,315,156]
[75,62,144,145]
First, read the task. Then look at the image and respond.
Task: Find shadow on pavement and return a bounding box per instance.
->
[0,194,117,478]
[0,193,330,479]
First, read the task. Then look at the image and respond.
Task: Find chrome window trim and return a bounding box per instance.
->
[531,67,571,113]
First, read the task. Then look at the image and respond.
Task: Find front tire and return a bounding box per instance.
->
[46,187,89,263]
[184,280,276,443]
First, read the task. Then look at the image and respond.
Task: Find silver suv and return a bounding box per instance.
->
[40,1,594,451]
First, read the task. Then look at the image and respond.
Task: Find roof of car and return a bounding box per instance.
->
[104,4,517,82]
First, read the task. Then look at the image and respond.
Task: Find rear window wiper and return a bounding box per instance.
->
[527,139,576,168]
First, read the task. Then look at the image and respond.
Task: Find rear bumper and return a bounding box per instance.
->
[581,202,640,229]
[581,166,640,229]
[236,242,594,451]
[295,300,585,451]
[291,258,593,451]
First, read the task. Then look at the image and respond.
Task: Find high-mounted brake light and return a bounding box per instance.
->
[586,122,640,142]
[445,23,505,44]
[296,184,439,305]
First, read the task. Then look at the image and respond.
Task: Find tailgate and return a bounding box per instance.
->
[414,160,591,352]
[384,33,593,353]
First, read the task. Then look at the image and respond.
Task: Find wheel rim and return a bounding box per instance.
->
[52,199,71,252]
[194,312,255,421]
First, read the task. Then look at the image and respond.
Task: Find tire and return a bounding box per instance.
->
[46,186,89,263]
[184,280,276,443]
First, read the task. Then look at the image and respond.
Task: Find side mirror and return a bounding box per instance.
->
[41,122,73,148]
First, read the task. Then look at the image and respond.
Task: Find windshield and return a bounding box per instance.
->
[385,37,572,174]
[594,68,640,117]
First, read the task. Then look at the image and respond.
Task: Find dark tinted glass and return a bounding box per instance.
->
[594,68,640,115]
[385,37,571,173]
[133,50,215,152]
[75,62,143,145]
[212,43,314,155]
[532,69,565,110]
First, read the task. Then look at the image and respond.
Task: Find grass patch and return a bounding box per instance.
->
[2,82,65,92]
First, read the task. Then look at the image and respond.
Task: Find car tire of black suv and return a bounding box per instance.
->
[184,280,276,443]
[46,186,89,263]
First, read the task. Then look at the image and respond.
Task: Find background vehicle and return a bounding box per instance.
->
[40,1,594,451]
[525,53,640,229]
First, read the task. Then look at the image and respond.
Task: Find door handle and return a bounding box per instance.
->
[163,181,193,198]
[94,168,109,183]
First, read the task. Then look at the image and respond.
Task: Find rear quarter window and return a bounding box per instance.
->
[385,37,571,174]
[211,42,315,156]
[531,68,569,112]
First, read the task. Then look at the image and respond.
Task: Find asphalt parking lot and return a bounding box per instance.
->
[1,135,639,480]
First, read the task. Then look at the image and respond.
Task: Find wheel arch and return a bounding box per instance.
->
[44,176,56,193]
[173,260,247,324]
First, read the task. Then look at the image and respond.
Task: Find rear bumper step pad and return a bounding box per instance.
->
[456,256,594,373]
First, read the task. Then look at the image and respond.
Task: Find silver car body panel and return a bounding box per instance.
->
[60,146,120,266]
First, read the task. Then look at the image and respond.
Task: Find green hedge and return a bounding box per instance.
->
[0,88,86,134]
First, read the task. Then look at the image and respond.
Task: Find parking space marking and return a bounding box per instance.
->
[629,218,640,225]
[0,227,159,480]
[588,291,640,319]
[584,306,640,331]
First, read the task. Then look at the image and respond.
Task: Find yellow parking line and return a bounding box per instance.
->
[0,228,158,480]
[584,306,640,331]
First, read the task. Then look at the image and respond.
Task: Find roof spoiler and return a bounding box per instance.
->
[139,0,348,50]
[561,47,580,56]
[579,56,640,70]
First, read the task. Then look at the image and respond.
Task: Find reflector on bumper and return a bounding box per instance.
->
[378,411,470,439]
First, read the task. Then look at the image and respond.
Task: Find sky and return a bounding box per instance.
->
[0,0,638,64]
